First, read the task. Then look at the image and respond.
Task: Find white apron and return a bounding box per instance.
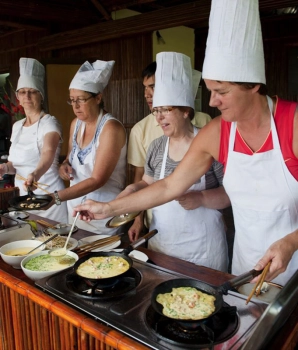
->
[8,115,67,222]
[149,134,228,271]
[67,112,127,235]
[223,97,298,285]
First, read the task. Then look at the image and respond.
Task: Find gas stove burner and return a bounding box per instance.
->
[65,267,142,300]
[145,303,239,349]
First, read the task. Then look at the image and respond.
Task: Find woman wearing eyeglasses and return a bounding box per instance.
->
[56,60,126,234]
[0,57,67,222]
[116,52,229,271]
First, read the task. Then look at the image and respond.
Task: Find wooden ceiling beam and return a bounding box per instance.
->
[0,19,44,31]
[38,0,211,51]
[38,0,298,51]
[89,0,111,21]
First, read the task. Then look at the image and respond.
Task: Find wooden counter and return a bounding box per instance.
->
[0,217,297,350]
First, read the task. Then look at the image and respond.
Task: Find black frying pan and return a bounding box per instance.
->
[74,229,158,284]
[151,270,262,322]
[8,188,52,211]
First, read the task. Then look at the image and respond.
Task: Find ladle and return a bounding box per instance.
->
[49,196,86,257]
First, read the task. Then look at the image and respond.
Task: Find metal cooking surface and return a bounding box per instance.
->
[36,260,268,350]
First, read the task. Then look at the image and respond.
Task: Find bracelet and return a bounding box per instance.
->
[54,191,61,206]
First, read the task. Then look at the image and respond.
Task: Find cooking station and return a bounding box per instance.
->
[36,259,267,350]
[0,214,297,350]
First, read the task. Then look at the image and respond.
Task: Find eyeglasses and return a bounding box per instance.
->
[67,95,94,106]
[16,89,39,97]
[152,107,175,116]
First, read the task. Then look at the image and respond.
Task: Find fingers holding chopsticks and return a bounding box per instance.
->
[251,235,296,285]
[16,174,51,194]
[245,261,271,304]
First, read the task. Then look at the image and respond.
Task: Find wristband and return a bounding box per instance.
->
[54,191,61,205]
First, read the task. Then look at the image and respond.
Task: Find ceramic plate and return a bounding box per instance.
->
[112,249,148,262]
[43,223,78,236]
[78,235,121,252]
[128,250,148,262]
[8,211,30,220]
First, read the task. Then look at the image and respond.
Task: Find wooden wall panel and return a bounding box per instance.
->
[54,34,152,125]
[45,34,152,157]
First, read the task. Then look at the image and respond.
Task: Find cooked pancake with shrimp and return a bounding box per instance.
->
[76,256,130,279]
[156,286,216,320]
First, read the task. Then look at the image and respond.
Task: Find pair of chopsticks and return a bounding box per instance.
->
[245,261,271,304]
[36,219,56,229]
[74,235,121,255]
[16,174,51,194]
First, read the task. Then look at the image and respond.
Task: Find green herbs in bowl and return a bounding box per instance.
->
[21,250,78,281]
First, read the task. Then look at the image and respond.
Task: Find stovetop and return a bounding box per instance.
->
[36,259,268,350]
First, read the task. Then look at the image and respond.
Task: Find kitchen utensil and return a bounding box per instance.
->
[76,234,123,254]
[49,196,86,257]
[21,250,79,281]
[0,240,46,269]
[36,219,57,229]
[237,281,282,303]
[245,261,271,304]
[15,174,51,194]
[8,187,53,210]
[105,212,141,228]
[43,223,78,236]
[26,233,59,255]
[73,229,158,284]
[241,269,298,349]
[151,269,262,323]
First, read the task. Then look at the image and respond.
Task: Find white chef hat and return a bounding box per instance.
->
[153,52,198,109]
[69,60,115,94]
[202,0,266,84]
[16,58,45,99]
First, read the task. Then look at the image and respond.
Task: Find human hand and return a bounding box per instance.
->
[175,191,202,210]
[116,185,136,199]
[251,235,296,282]
[128,215,144,242]
[0,163,8,180]
[73,199,111,221]
[22,173,37,192]
[59,162,73,181]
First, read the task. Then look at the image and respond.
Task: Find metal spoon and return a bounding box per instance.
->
[49,196,86,257]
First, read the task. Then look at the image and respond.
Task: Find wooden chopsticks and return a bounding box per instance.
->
[245,261,271,304]
[36,219,57,229]
[16,174,51,194]
[74,235,121,255]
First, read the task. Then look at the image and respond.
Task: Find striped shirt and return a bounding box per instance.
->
[145,133,223,189]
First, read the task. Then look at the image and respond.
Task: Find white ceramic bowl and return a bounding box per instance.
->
[0,240,45,269]
[21,250,79,281]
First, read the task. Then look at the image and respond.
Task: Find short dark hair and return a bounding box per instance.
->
[177,106,195,121]
[233,82,268,96]
[89,91,104,109]
[142,62,156,79]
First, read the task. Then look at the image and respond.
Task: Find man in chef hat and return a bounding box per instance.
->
[74,0,298,285]
[16,58,45,100]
